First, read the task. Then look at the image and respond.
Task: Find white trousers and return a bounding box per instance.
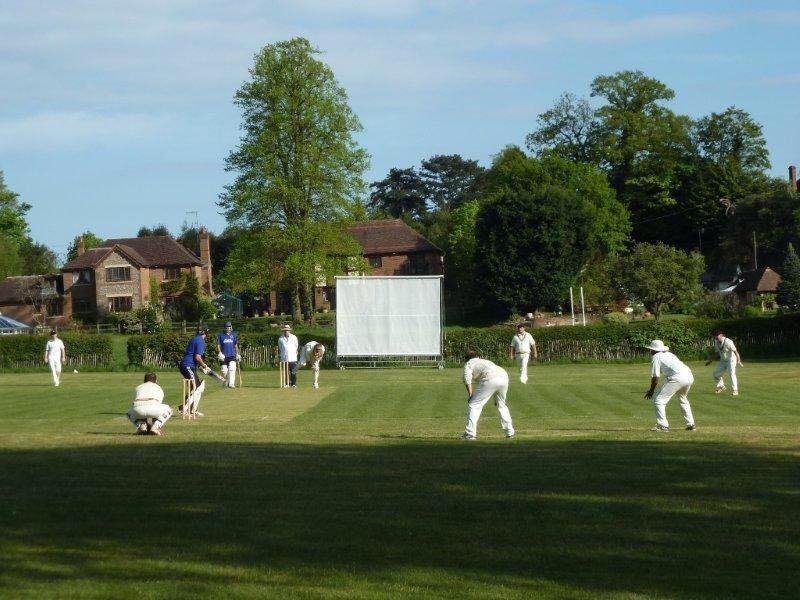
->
[515,352,530,383]
[48,359,61,386]
[221,361,237,387]
[127,402,172,429]
[311,362,320,388]
[464,376,514,437]
[653,375,695,428]
[713,359,737,392]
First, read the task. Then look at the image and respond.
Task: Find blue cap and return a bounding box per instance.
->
[225,321,232,328]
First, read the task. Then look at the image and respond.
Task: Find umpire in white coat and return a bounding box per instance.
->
[461,350,515,440]
[277,325,299,387]
[644,340,696,432]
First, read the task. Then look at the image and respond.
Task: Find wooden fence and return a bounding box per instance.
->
[10,354,110,369]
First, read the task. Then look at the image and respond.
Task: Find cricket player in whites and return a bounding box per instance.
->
[509,323,537,383]
[277,324,299,387]
[216,321,241,388]
[461,350,515,440]
[644,340,696,432]
[127,373,172,435]
[298,341,325,388]
[43,330,65,387]
[706,330,742,396]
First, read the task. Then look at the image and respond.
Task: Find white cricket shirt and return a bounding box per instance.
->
[45,338,65,361]
[278,333,299,362]
[510,332,536,354]
[714,337,737,362]
[650,351,692,382]
[463,358,508,384]
[133,382,165,403]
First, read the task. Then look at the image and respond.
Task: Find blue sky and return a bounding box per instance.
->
[1,0,798,259]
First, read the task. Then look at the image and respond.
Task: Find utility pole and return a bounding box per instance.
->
[753,231,758,270]
[569,287,576,326]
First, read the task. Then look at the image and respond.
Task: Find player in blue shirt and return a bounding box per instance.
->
[216,321,241,388]
[179,325,211,415]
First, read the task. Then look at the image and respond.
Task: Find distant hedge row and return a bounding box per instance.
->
[0,334,114,368]
[127,332,336,369]
[124,315,800,368]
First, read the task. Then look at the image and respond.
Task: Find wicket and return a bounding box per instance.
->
[279,361,291,388]
[181,378,197,419]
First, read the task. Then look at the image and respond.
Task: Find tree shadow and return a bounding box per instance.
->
[0,439,797,598]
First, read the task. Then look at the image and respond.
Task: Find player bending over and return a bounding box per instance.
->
[644,340,696,432]
[298,341,325,388]
[127,372,172,436]
[216,321,241,388]
[460,350,515,440]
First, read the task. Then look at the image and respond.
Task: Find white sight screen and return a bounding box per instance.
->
[336,276,442,356]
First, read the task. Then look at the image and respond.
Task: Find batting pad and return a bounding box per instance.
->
[335,276,442,356]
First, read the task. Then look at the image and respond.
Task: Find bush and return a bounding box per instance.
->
[128,331,336,368]
[602,312,629,324]
[0,334,113,368]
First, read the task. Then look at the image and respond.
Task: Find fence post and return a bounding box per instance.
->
[96,323,100,334]
[139,323,143,334]
[182,320,186,334]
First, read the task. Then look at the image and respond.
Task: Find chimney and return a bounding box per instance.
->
[790,165,798,192]
[198,227,213,295]
[77,236,86,257]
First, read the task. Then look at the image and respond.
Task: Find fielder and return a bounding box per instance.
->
[509,323,537,384]
[706,330,742,396]
[178,325,213,416]
[216,321,241,388]
[461,350,515,440]
[644,340,696,432]
[277,324,299,387]
[298,341,325,389]
[127,372,172,436]
[43,330,65,387]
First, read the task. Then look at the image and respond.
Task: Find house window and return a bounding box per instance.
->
[46,298,63,317]
[72,269,93,285]
[405,254,429,275]
[109,296,133,313]
[163,267,182,281]
[369,256,382,268]
[72,299,91,313]
[106,267,131,282]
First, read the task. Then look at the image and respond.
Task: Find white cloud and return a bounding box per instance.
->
[561,13,733,43]
[0,111,170,151]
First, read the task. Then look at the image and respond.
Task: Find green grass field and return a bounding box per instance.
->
[1,362,798,599]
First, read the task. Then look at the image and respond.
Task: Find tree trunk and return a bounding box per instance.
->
[291,284,302,322]
[301,284,315,324]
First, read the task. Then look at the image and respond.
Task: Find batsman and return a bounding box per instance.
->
[216,321,241,388]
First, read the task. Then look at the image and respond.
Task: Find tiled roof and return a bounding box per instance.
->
[0,275,57,304]
[62,236,202,270]
[734,267,781,293]
[103,236,202,267]
[347,219,442,255]
[62,247,113,270]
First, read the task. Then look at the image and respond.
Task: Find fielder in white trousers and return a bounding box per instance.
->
[713,359,738,394]
[652,373,695,429]
[462,354,515,439]
[44,332,65,387]
[645,340,696,431]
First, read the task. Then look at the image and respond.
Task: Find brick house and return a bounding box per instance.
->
[264,219,443,314]
[0,274,63,326]
[60,230,213,320]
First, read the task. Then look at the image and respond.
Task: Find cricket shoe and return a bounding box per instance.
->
[686,424,696,431]
[150,428,163,436]
[649,425,669,432]
[137,424,149,435]
[732,390,739,396]
[459,433,476,440]
[715,386,726,394]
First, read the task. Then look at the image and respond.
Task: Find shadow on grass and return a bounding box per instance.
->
[1,440,798,598]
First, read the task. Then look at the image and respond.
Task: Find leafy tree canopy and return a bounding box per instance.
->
[66,231,104,262]
[137,224,171,237]
[776,243,800,310]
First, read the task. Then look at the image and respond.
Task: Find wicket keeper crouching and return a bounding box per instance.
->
[127,373,172,435]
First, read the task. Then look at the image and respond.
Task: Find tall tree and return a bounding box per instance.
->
[419,154,485,211]
[776,243,800,310]
[368,168,427,220]
[219,37,369,320]
[66,231,104,262]
[0,171,31,244]
[0,233,22,279]
[137,224,171,237]
[614,242,705,319]
[590,70,693,217]
[693,107,770,173]
[19,239,58,274]
[526,92,600,163]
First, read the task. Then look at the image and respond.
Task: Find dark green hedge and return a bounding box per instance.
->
[127,315,800,368]
[128,332,336,368]
[0,334,114,368]
[444,314,800,364]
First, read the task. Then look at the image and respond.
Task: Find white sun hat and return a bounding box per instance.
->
[645,339,669,352]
